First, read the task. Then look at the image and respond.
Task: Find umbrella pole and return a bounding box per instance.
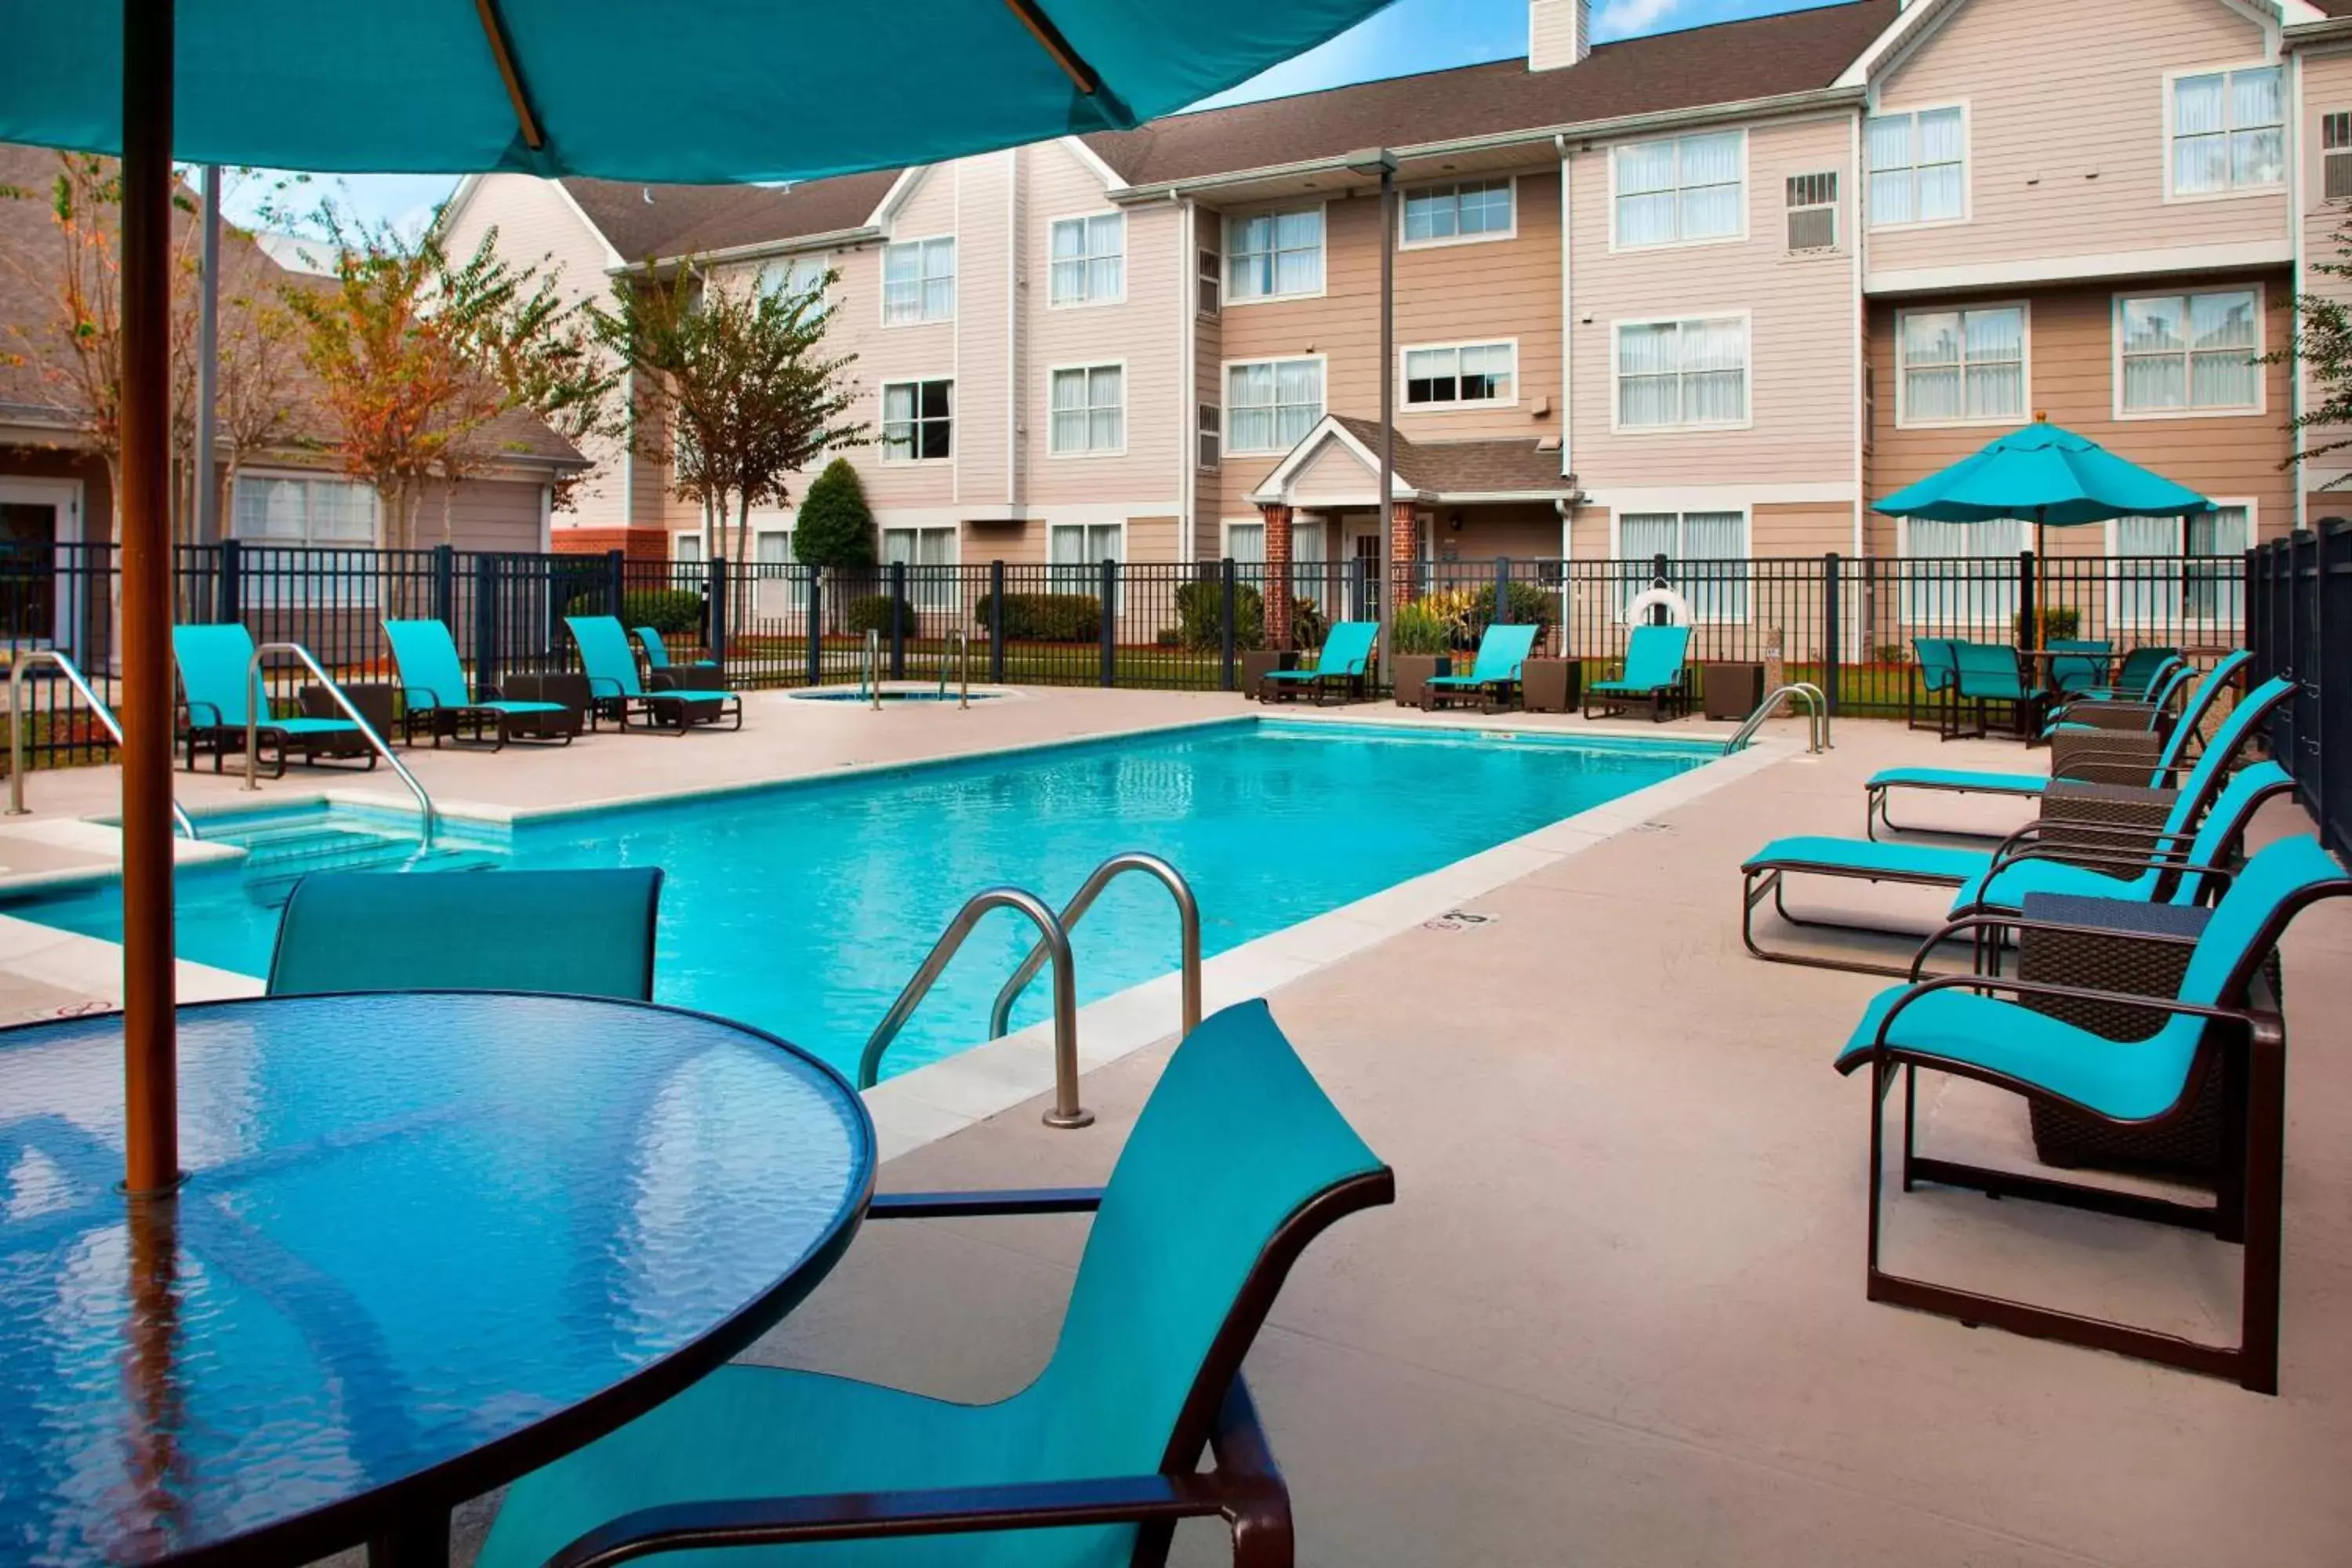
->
[119,0,180,1196]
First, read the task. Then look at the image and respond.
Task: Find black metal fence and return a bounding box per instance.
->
[2249,524,2348,863]
[0,539,2256,771]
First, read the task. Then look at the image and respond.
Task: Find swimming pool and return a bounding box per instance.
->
[2,720,1716,1080]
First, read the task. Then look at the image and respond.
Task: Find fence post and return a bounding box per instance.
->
[989,561,1007,683]
[708,555,730,672]
[604,548,626,619]
[431,543,454,626]
[2016,549,2037,648]
[214,537,241,624]
[1220,558,1239,691]
[1493,556,1512,623]
[1099,557,1117,687]
[806,569,824,687]
[889,560,908,681]
[1822,552,1842,717]
[474,554,501,689]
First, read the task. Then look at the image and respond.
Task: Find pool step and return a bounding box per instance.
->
[212,822,506,906]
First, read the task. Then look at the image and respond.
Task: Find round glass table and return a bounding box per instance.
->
[0,992,875,1568]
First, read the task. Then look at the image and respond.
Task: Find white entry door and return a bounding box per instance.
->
[1341,512,1427,619]
[0,477,85,656]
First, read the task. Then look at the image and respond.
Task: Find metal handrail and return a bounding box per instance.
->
[245,641,436,844]
[989,851,1200,1047]
[862,627,881,710]
[5,651,198,838]
[941,627,971,709]
[858,886,1091,1129]
[1729,682,1829,755]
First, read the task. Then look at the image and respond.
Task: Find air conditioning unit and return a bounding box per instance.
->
[2327,113,2352,201]
[1197,404,1221,470]
[1785,171,1838,252]
[1196,249,1221,317]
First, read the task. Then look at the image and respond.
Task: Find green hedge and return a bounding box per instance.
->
[1174,579,1264,652]
[562,587,705,636]
[844,593,903,637]
[972,592,1102,642]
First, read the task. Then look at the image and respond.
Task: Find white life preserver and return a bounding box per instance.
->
[1624,586,1692,626]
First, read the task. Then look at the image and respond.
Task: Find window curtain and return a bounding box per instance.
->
[1228,363,1274,452]
[1614,141,1677,246]
[1617,324,1680,426]
[1676,133,1742,240]
[1916,107,1965,220]
[1901,311,1962,421]
[2233,68,2285,188]
[1962,307,2022,418]
[1682,318,1747,423]
[2118,507,2249,625]
[1865,114,1915,225]
[2122,297,2189,411]
[1088,366,1123,452]
[1274,359,1323,447]
[1050,220,1086,304]
[1051,369,1088,452]
[1273,209,1323,295]
[1904,517,2027,632]
[2173,73,2230,194]
[2188,292,2258,408]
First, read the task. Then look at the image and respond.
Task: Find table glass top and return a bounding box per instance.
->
[0,993,871,1566]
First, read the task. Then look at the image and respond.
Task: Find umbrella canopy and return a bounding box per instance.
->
[1874,421,2216,527]
[1,0,1398,180]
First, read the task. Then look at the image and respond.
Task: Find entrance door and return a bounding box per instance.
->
[1341,512,1428,620]
[0,478,84,655]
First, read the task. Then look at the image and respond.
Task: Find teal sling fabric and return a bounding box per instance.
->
[385,618,568,720]
[172,622,358,739]
[1589,623,1690,695]
[1262,620,1377,683]
[1428,622,1541,689]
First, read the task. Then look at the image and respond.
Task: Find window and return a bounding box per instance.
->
[232,474,381,605]
[1614,317,1748,430]
[1225,208,1323,303]
[2170,67,2283,197]
[673,533,705,564]
[756,256,826,303]
[1226,358,1323,453]
[2326,111,2352,201]
[1196,248,1221,317]
[1401,179,1513,245]
[752,528,808,614]
[882,237,955,324]
[1784,172,1838,252]
[1865,107,1965,227]
[1049,522,1121,607]
[881,524,957,610]
[1617,510,1748,622]
[1897,305,2024,425]
[1613,132,1742,248]
[2118,290,2260,415]
[1049,365,1124,455]
[2116,506,2252,626]
[1224,519,1265,565]
[882,379,953,460]
[1049,213,1123,306]
[1197,403,1221,470]
[1404,342,1515,408]
[1901,517,2027,629]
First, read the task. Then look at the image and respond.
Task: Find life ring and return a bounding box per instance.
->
[1624,586,1692,626]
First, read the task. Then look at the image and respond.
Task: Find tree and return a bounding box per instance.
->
[793,458,876,568]
[2278,214,2352,486]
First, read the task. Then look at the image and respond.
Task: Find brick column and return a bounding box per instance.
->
[1390,500,1420,606]
[1261,502,1293,650]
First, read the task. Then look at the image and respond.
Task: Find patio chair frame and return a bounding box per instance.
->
[1258,622,1377,707]
[1906,638,1961,738]
[538,1167,1396,1568]
[568,617,744,736]
[1582,624,1690,724]
[180,695,379,779]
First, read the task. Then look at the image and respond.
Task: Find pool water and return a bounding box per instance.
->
[3,721,1715,1080]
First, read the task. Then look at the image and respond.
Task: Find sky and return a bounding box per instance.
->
[223,0,1845,238]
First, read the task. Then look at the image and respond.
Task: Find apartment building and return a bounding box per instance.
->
[442,0,2352,615]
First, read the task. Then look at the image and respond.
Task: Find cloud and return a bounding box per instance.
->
[1592,0,1684,42]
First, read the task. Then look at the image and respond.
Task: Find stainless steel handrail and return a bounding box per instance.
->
[1729,681,1829,755]
[5,651,198,838]
[862,628,881,710]
[245,641,436,844]
[941,627,972,709]
[858,887,1091,1128]
[989,851,1200,1047]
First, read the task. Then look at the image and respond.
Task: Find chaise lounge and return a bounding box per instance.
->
[1584,623,1691,723]
[172,622,376,778]
[1258,619,1377,706]
[568,615,743,735]
[1422,622,1539,713]
[384,619,578,750]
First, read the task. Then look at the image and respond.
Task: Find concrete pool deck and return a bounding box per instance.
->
[0,692,2344,1566]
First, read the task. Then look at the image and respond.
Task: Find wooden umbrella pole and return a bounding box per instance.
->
[119,0,180,1196]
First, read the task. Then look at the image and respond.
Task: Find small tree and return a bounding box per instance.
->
[2277,213,2352,486]
[793,458,875,568]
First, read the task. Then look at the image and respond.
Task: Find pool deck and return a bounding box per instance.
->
[1,691,2347,1566]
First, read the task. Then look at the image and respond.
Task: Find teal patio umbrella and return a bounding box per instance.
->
[0,0,1401,1193]
[1875,418,2214,648]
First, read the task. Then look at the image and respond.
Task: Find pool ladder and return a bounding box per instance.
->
[1728,682,1830,756]
[245,641,437,846]
[5,650,200,837]
[856,851,1203,1130]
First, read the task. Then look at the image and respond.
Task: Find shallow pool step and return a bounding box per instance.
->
[216,824,506,905]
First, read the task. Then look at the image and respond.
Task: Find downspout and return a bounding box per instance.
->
[1176,192,1194,562]
[1851,107,1867,560]
[1008,145,1020,514]
[2292,42,2308,536]
[1556,132,1574,557]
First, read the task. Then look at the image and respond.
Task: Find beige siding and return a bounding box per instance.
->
[1751,502,1854,558]
[956,151,1016,507]
[855,166,959,513]
[1570,114,1860,489]
[2299,48,2352,504]
[405,476,549,552]
[1870,0,2286,277]
[1439,503,1563,561]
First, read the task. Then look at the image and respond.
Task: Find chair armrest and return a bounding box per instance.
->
[1987,841,2229,884]
[1867,968,2267,1058]
[401,684,444,709]
[581,673,627,698]
[868,1187,1105,1218]
[2052,749,2192,780]
[184,699,223,727]
[1986,816,2186,865]
[1908,910,2199,981]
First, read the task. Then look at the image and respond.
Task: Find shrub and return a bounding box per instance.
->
[2015,606,2083,644]
[564,586,705,636]
[1421,587,1481,650]
[794,459,877,568]
[1290,597,1329,652]
[844,593,902,637]
[1470,580,1559,632]
[1390,602,1453,655]
[1174,579,1265,652]
[972,593,1102,642]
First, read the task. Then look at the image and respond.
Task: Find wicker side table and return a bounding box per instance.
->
[2038,779,2175,856]
[2049,726,2162,785]
[2057,701,2160,734]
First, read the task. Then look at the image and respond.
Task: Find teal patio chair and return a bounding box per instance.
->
[1950,640,2049,739]
[1907,637,1960,736]
[567,615,742,735]
[1258,619,1377,706]
[383,619,576,750]
[1582,622,1692,722]
[267,869,663,1000]
[475,998,1393,1568]
[172,622,373,779]
[2062,645,2180,706]
[633,625,726,691]
[1423,621,1541,713]
[1864,649,2253,839]
[2040,656,2192,738]
[1831,833,2352,1392]
[2045,637,2111,696]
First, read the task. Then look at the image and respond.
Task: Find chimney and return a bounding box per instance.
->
[1530,0,1590,71]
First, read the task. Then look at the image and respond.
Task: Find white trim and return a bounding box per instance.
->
[2161,61,2290,205]
[2110,282,2269,421]
[1892,299,2031,430]
[1045,516,1130,570]
[429,173,484,246]
[553,183,629,269]
[868,166,930,229]
[670,528,706,563]
[1219,201,1330,307]
[1588,481,1856,510]
[1221,354,1330,459]
[1605,128,1749,255]
[1606,310,1755,435]
[1399,337,1522,412]
[879,375,956,463]
[1861,99,1972,232]
[1179,199,1198,561]
[1396,175,1519,250]
[2295,49,2310,535]
[1044,359,1130,458]
[1218,515,1267,562]
[1837,0,1958,90]
[1865,238,2294,294]
[1044,208,1127,309]
[1058,136,1127,192]
[1245,413,1417,505]
[1559,138,1575,481]
[1007,148,1020,510]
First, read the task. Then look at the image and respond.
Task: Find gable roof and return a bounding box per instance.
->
[560,169,900,263]
[1251,414,1572,504]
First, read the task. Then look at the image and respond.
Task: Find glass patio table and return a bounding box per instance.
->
[0,992,875,1568]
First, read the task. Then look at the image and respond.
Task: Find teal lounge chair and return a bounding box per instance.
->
[268,869,663,999]
[1831,834,2352,1392]
[1583,622,1691,722]
[383,619,576,750]
[474,998,1393,1568]
[1949,640,2049,739]
[1258,619,1376,706]
[172,622,373,779]
[633,625,725,691]
[567,615,742,735]
[1864,650,2254,839]
[1742,757,2294,977]
[1907,637,1959,735]
[1423,621,1541,712]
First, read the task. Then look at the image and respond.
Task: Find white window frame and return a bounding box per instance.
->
[1047,210,1125,308]
[1047,361,1127,457]
[230,470,386,608]
[880,523,960,611]
[1608,312,1753,434]
[2111,284,2267,421]
[671,531,706,564]
[880,234,956,325]
[1893,301,2029,430]
[1221,354,1327,456]
[1398,176,1518,249]
[1400,339,1519,412]
[1047,518,1127,597]
[1607,130,1748,252]
[880,376,955,462]
[750,525,810,615]
[1607,505,1752,625]
[2105,499,2255,631]
[1864,101,1970,231]
[1220,517,1266,564]
[2163,63,2288,204]
[1221,204,1327,307]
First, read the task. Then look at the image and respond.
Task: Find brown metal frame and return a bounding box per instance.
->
[536,1167,1396,1568]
